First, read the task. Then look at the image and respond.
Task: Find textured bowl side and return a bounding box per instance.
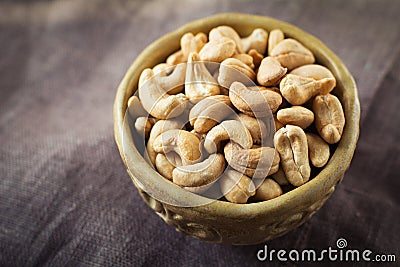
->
[114,13,360,245]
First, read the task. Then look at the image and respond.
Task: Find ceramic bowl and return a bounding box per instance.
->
[113,13,360,245]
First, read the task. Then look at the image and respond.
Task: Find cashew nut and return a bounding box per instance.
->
[209,25,243,53]
[134,116,157,139]
[204,120,253,154]
[257,56,287,87]
[229,81,282,116]
[271,166,290,185]
[306,133,330,167]
[224,142,280,178]
[166,50,185,65]
[220,169,255,204]
[274,125,310,186]
[172,153,226,187]
[290,64,336,93]
[238,113,268,145]
[276,106,314,129]
[274,115,284,131]
[248,49,264,69]
[189,95,234,134]
[218,58,256,88]
[153,129,202,165]
[268,29,284,56]
[199,37,236,62]
[155,152,182,180]
[185,52,220,103]
[127,95,147,119]
[255,178,283,201]
[241,28,268,54]
[181,32,208,60]
[312,94,345,144]
[233,54,255,69]
[138,68,187,119]
[146,119,185,165]
[280,74,336,105]
[271,38,315,70]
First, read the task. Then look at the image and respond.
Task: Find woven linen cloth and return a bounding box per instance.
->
[1,0,399,266]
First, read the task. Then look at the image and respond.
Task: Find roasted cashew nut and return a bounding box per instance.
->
[229,81,282,116]
[138,68,187,119]
[276,106,314,129]
[146,119,185,165]
[312,94,345,144]
[237,113,269,145]
[254,178,282,201]
[220,169,255,204]
[268,29,284,56]
[127,95,147,119]
[218,58,256,89]
[181,32,208,60]
[172,154,226,187]
[271,38,315,70]
[280,74,336,105]
[290,64,336,93]
[209,25,244,53]
[204,120,253,154]
[185,52,220,103]
[189,95,235,134]
[199,37,236,62]
[306,133,330,167]
[134,117,158,139]
[224,142,279,178]
[241,28,268,54]
[257,56,287,87]
[274,125,311,186]
[155,152,182,180]
[153,129,202,165]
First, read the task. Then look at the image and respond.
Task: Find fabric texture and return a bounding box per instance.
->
[1,0,399,266]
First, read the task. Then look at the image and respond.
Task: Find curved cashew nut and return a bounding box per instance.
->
[271,38,315,70]
[138,68,187,119]
[268,29,284,56]
[280,74,336,105]
[290,64,336,93]
[185,52,220,103]
[127,95,147,119]
[233,54,255,69]
[189,95,235,134]
[238,113,269,145]
[209,25,243,53]
[306,133,330,167]
[181,32,208,60]
[241,28,268,54]
[274,125,310,186]
[199,37,236,62]
[276,106,314,129]
[257,56,287,86]
[146,119,184,165]
[220,169,255,204]
[166,50,185,65]
[229,81,282,116]
[204,120,253,154]
[155,152,182,180]
[271,166,290,185]
[248,49,264,69]
[134,116,157,139]
[172,153,226,187]
[254,178,282,201]
[218,58,256,88]
[312,94,345,144]
[224,142,279,178]
[153,129,202,165]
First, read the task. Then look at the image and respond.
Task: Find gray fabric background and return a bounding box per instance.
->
[1,0,399,266]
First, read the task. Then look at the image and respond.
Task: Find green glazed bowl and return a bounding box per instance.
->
[113,13,360,245]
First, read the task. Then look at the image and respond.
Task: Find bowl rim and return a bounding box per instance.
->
[114,12,360,218]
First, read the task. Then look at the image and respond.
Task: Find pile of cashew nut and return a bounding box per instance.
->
[128,26,345,204]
